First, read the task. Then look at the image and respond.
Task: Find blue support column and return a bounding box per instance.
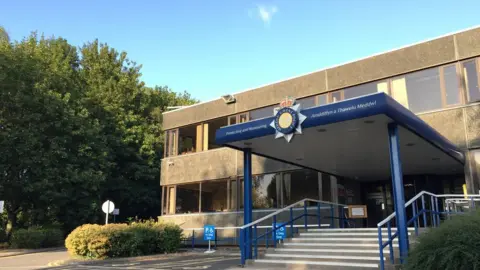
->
[387,123,409,263]
[243,148,253,260]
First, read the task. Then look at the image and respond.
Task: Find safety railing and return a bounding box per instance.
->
[377,191,480,270]
[238,198,349,266]
[181,223,331,249]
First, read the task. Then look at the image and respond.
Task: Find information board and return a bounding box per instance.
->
[348,205,368,218]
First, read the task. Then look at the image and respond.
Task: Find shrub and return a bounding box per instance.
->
[405,210,480,270]
[65,221,183,259]
[10,227,63,249]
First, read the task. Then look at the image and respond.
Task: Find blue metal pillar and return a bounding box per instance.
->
[243,148,253,260]
[387,123,409,263]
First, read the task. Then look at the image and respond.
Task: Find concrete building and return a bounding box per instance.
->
[159,26,480,232]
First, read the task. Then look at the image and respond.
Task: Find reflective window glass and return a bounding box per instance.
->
[252,174,279,209]
[318,94,327,105]
[331,91,342,103]
[343,81,378,100]
[201,180,228,212]
[250,105,275,120]
[405,68,443,113]
[463,60,480,102]
[443,65,460,105]
[283,169,319,205]
[297,96,316,109]
[176,184,200,214]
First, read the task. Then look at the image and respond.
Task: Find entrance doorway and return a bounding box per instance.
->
[363,182,394,227]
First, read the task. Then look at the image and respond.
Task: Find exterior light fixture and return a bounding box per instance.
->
[406,143,415,147]
[244,142,252,146]
[317,128,327,132]
[221,94,236,104]
[364,120,375,124]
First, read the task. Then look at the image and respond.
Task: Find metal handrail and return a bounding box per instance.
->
[377,191,480,227]
[377,190,480,270]
[240,198,347,229]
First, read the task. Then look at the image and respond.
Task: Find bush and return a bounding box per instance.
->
[65,221,183,259]
[405,210,480,270]
[10,227,63,249]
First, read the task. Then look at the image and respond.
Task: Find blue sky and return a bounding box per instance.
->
[2,1,480,101]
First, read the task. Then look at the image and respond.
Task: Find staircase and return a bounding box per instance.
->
[248,227,416,269]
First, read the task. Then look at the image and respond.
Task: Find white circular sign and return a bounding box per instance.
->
[102,200,115,214]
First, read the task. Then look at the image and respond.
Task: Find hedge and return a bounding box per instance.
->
[405,210,480,270]
[10,227,64,249]
[65,221,182,259]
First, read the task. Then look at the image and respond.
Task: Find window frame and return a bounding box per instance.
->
[461,57,480,104]
[439,64,464,108]
[228,112,250,126]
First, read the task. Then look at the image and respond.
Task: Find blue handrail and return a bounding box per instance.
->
[238,198,348,266]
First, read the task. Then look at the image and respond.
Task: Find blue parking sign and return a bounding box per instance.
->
[204,225,215,241]
[272,223,286,240]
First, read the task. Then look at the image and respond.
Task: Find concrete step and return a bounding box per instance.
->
[290,237,398,242]
[252,259,379,269]
[265,253,385,261]
[272,247,390,255]
[299,232,411,237]
[306,227,416,232]
[283,242,399,248]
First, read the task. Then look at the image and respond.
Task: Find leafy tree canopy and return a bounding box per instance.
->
[0,33,197,235]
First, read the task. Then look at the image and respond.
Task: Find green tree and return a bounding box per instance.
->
[0,33,197,235]
[0,26,9,43]
[0,35,109,235]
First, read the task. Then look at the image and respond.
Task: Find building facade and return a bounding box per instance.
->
[159,26,480,230]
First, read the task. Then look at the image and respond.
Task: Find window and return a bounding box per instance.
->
[442,64,461,106]
[343,81,380,100]
[230,180,238,210]
[463,60,480,102]
[250,105,275,120]
[252,174,280,209]
[470,150,480,193]
[176,184,200,214]
[239,173,280,209]
[165,130,178,157]
[297,96,316,109]
[201,180,229,212]
[228,113,248,126]
[331,90,342,103]
[206,118,228,150]
[405,68,443,113]
[178,125,198,155]
[283,169,319,205]
[318,94,328,105]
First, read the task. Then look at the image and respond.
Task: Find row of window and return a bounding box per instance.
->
[161,169,361,215]
[165,58,480,157]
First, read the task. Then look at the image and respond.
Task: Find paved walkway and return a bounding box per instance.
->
[0,248,242,270]
[0,249,70,269]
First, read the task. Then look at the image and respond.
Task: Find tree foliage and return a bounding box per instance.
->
[0,33,197,235]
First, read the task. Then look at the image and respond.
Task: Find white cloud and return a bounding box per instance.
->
[250,4,278,26]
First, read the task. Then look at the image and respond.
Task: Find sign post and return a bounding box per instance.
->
[102,200,115,225]
[272,223,286,242]
[113,208,120,223]
[0,201,4,214]
[203,225,216,254]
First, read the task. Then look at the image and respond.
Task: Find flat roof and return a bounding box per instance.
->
[215,93,464,181]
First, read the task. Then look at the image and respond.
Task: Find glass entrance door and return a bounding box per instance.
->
[363,182,394,227]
